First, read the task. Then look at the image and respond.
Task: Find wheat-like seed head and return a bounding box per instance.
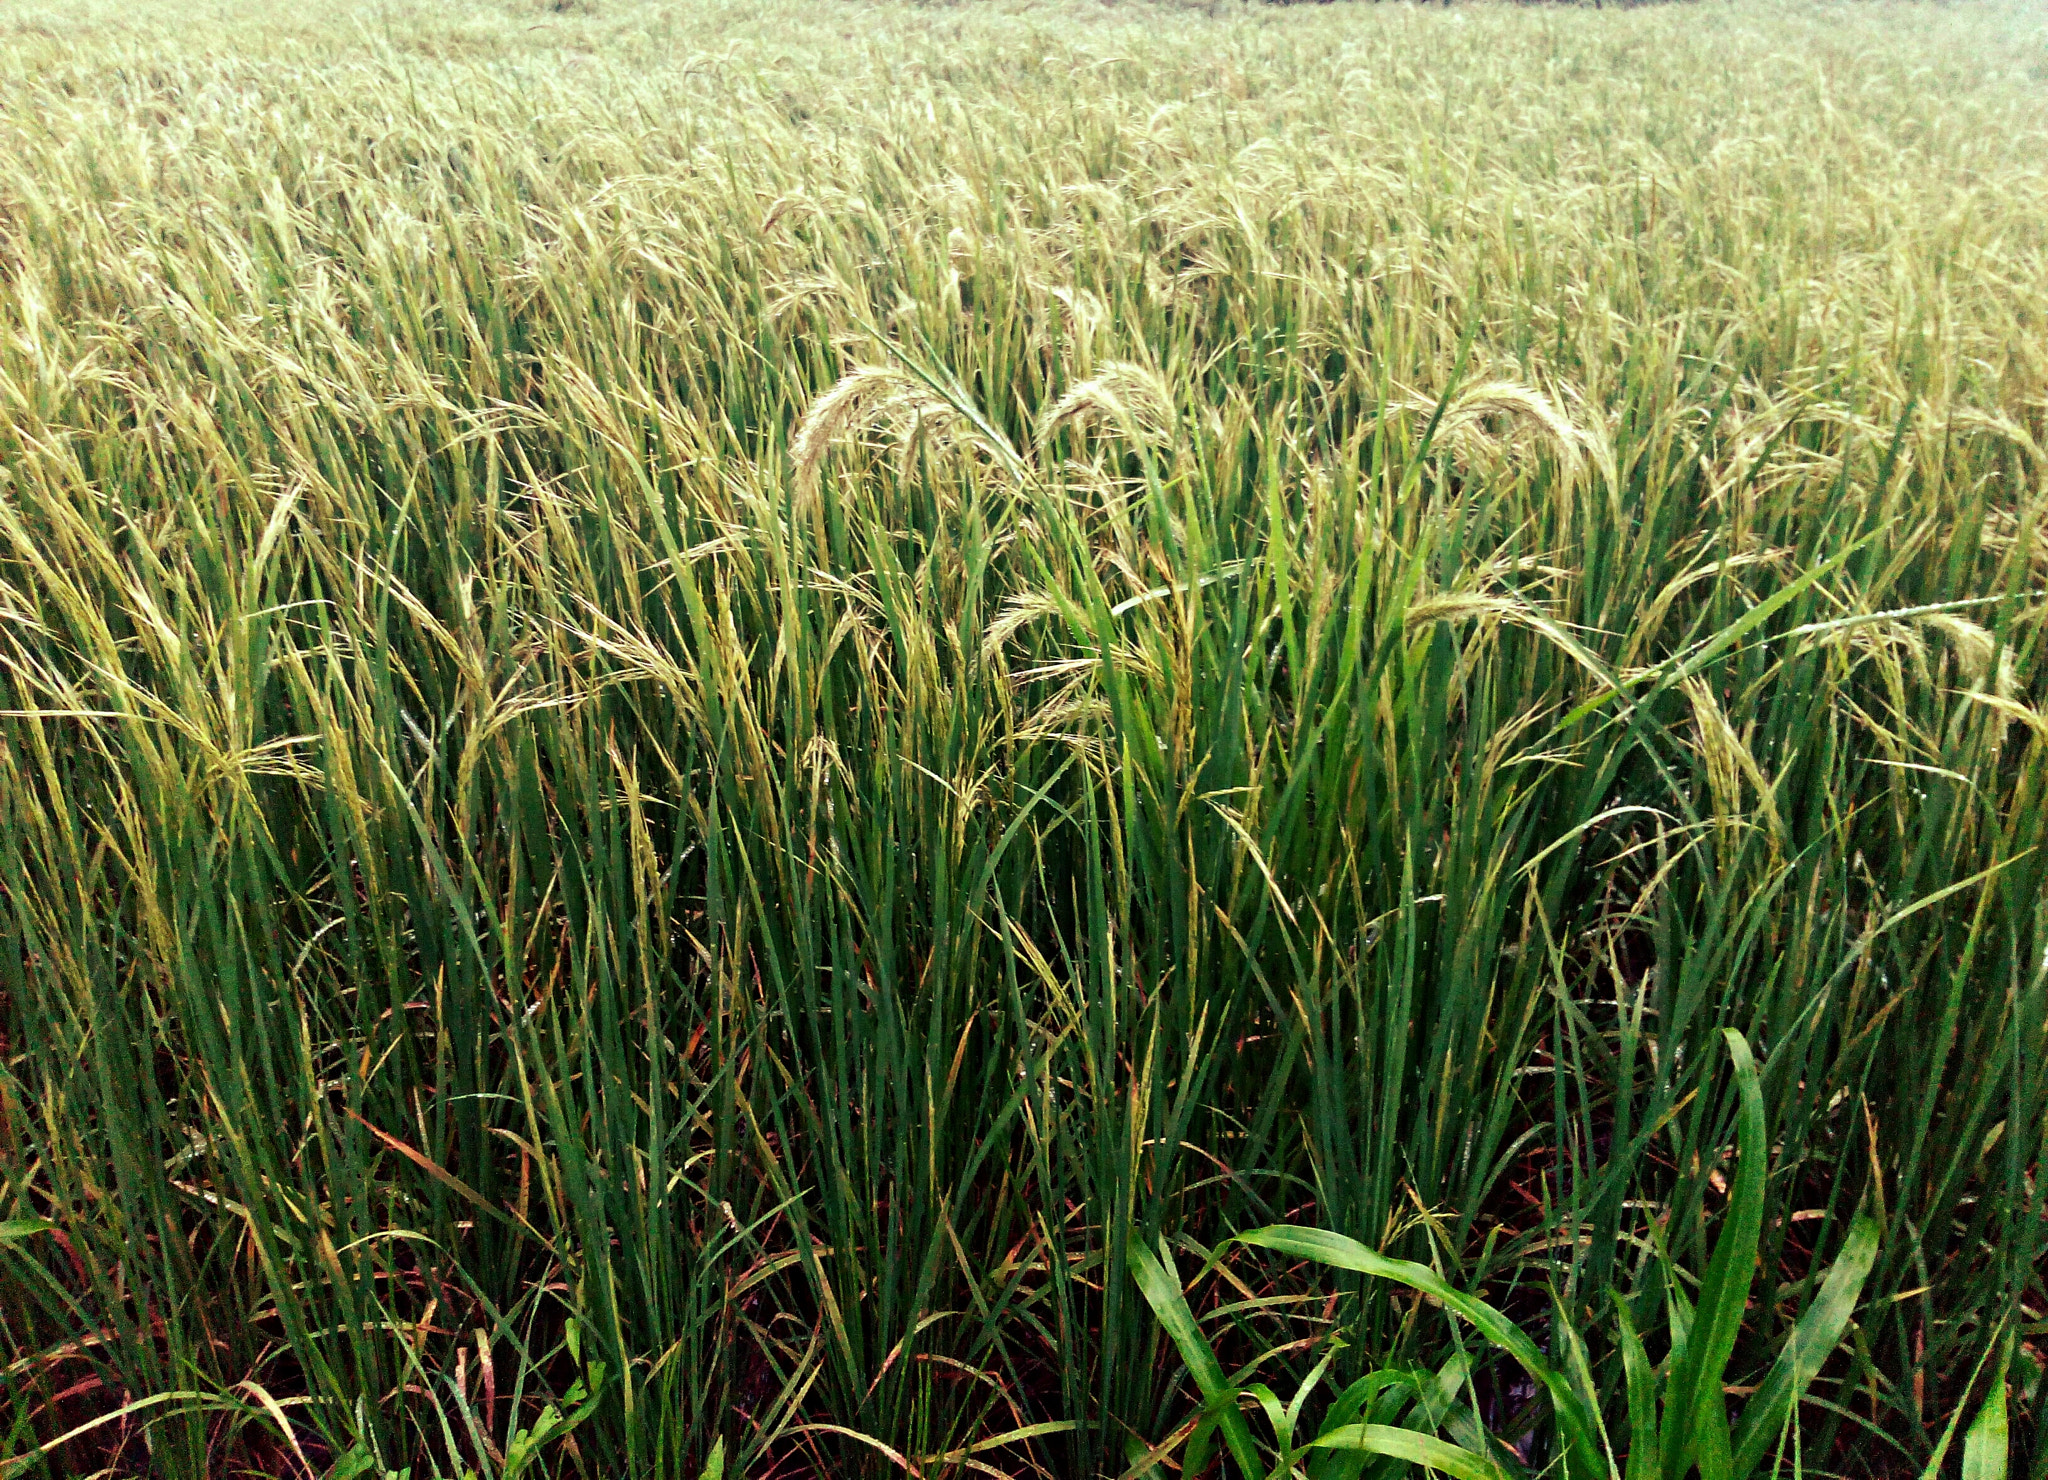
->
[1433,379,1591,478]
[1036,360,1178,448]
[790,365,914,487]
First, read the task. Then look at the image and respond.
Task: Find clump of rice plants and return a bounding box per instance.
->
[0,0,2043,1476]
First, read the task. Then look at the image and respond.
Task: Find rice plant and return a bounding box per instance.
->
[0,0,2043,1476]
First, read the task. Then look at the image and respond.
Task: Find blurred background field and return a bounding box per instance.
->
[0,0,2045,1475]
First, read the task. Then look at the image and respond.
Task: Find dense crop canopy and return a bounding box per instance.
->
[0,1,2044,1475]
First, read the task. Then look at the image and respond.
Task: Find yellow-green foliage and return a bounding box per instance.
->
[0,1,2044,1476]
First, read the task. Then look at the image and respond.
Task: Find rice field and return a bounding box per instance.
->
[0,0,2045,1475]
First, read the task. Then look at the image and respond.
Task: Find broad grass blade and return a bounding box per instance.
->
[1238,1227,1604,1479]
[1127,1238,1262,1478]
[1728,1216,1881,1480]
[1662,1031,1769,1480]
[1310,1424,1516,1480]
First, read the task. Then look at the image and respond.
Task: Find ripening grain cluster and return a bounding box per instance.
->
[0,1,2045,1476]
